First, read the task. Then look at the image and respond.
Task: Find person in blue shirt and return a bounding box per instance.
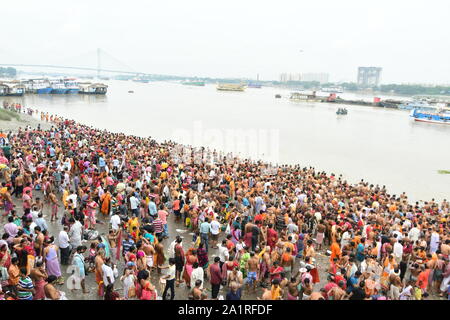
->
[226,282,242,300]
[356,238,366,265]
[143,230,155,243]
[346,270,362,293]
[148,200,157,218]
[98,156,106,171]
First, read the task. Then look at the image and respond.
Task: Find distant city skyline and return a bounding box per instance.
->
[0,0,448,85]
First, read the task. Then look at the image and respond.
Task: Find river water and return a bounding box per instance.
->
[2,80,449,203]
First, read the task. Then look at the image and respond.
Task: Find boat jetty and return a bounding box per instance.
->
[0,78,108,96]
[0,81,26,96]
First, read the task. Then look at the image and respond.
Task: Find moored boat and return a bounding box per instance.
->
[399,100,434,111]
[247,83,262,88]
[216,83,246,91]
[79,82,108,95]
[1,82,25,96]
[182,81,205,86]
[50,80,68,94]
[410,108,450,125]
[379,99,402,109]
[289,91,322,102]
[64,79,80,94]
[36,87,53,94]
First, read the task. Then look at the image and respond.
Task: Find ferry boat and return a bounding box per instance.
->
[79,82,108,95]
[410,107,450,125]
[182,81,205,86]
[247,83,262,88]
[289,91,322,102]
[64,79,80,94]
[216,83,246,92]
[398,100,435,111]
[50,80,68,94]
[22,79,52,94]
[321,86,343,93]
[36,86,53,94]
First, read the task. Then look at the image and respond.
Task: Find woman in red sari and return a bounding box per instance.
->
[183,248,198,289]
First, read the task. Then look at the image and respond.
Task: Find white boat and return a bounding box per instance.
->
[289,91,321,102]
[321,86,343,93]
[216,83,246,91]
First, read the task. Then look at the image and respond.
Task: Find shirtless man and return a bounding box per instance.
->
[44,275,62,300]
[142,239,156,272]
[441,240,450,258]
[228,267,244,287]
[316,223,326,251]
[30,261,48,300]
[246,252,260,293]
[49,192,59,222]
[191,279,203,300]
[310,288,327,300]
[95,251,105,291]
[327,280,346,300]
[286,276,301,300]
[107,229,119,264]
[34,226,45,257]
[13,174,24,198]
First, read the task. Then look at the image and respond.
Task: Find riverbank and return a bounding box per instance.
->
[0,109,52,132]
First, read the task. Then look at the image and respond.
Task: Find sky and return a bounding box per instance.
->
[1,0,449,84]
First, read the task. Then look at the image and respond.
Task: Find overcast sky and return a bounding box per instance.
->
[1,0,449,84]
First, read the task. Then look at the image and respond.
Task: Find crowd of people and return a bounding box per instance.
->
[0,103,449,300]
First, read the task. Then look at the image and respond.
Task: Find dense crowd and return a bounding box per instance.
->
[0,103,449,300]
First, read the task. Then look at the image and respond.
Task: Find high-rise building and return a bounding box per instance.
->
[279,72,329,83]
[300,73,329,84]
[357,67,382,87]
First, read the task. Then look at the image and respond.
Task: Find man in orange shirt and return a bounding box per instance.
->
[330,240,342,263]
[416,265,431,296]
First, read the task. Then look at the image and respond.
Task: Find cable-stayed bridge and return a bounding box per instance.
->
[0,48,172,79]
